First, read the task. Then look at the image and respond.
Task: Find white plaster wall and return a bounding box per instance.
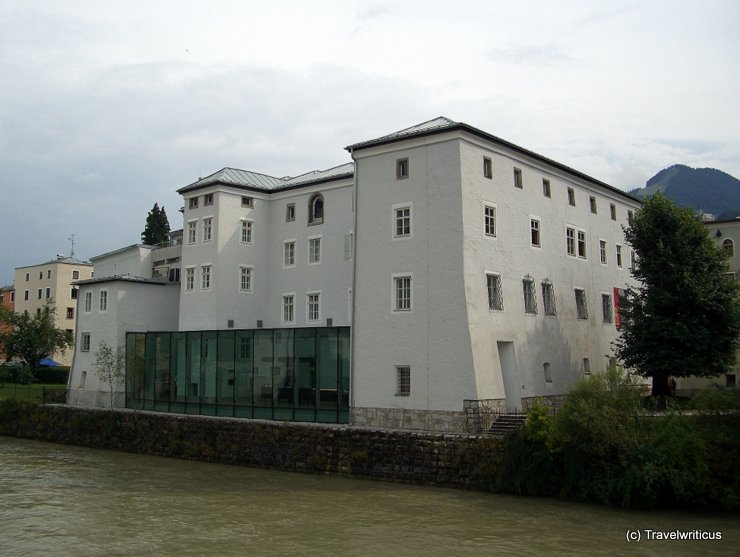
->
[352,135,476,414]
[91,246,154,278]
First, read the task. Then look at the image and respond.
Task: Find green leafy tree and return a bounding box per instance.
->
[0,302,73,376]
[615,194,740,396]
[92,340,125,408]
[141,202,171,245]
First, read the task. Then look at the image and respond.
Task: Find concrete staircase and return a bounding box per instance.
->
[488,413,527,437]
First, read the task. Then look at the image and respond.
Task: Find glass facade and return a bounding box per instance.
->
[126,327,350,423]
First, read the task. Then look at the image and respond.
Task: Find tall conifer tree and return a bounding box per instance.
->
[141,203,171,245]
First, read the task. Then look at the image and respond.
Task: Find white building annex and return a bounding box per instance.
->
[67,117,641,432]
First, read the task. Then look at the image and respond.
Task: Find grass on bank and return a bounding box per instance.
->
[0,383,67,402]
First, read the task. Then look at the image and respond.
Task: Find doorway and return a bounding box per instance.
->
[497,341,521,412]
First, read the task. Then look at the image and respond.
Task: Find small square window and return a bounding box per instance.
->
[286,203,295,222]
[396,366,410,396]
[589,196,597,214]
[242,196,254,208]
[483,157,493,179]
[396,158,409,179]
[568,187,576,206]
[188,197,199,209]
[513,167,523,189]
[204,193,214,206]
[610,203,617,221]
[542,179,551,198]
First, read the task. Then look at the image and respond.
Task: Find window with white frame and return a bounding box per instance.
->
[577,230,587,258]
[204,193,214,206]
[188,197,198,210]
[599,240,607,264]
[81,332,91,352]
[566,227,576,256]
[282,294,295,323]
[513,167,523,188]
[201,265,211,290]
[396,158,409,179]
[589,196,597,214]
[394,206,411,238]
[239,266,253,292]
[45,287,51,299]
[308,193,324,225]
[242,196,254,208]
[486,273,504,311]
[203,217,213,242]
[286,203,295,222]
[484,205,496,237]
[522,275,537,314]
[530,218,541,247]
[99,290,108,312]
[82,290,91,311]
[187,221,197,244]
[567,187,576,206]
[307,293,320,322]
[284,241,296,267]
[616,244,623,267]
[37,288,42,300]
[72,270,80,280]
[483,157,493,179]
[185,267,195,291]
[47,270,51,278]
[542,279,557,316]
[393,275,412,311]
[308,237,321,264]
[602,293,613,323]
[396,366,410,396]
[241,220,253,244]
[575,288,588,319]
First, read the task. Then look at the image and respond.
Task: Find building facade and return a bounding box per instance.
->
[67,118,642,431]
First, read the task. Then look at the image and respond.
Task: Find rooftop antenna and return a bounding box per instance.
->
[68,234,75,257]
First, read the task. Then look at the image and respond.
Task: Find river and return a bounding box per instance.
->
[0,436,736,556]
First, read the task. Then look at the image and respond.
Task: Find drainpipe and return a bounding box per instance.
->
[349,150,358,424]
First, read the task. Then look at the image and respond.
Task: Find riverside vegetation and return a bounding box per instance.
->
[0,367,737,511]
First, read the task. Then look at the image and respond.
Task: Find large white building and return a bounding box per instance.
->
[67,117,641,431]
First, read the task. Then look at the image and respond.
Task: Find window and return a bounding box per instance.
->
[308,237,321,264]
[99,290,108,311]
[394,275,412,311]
[727,374,736,388]
[239,266,252,292]
[630,250,637,270]
[308,193,324,225]
[241,220,253,244]
[610,203,617,221]
[486,273,503,311]
[66,307,74,319]
[187,221,197,244]
[513,167,523,188]
[45,287,51,299]
[188,197,199,210]
[394,206,411,238]
[204,193,214,206]
[203,217,213,242]
[78,371,87,389]
[396,158,409,179]
[84,291,92,312]
[396,366,410,396]
[71,287,78,299]
[37,288,42,300]
[47,270,52,279]
[484,205,496,237]
[201,265,211,290]
[542,279,557,316]
[567,187,576,206]
[483,157,493,179]
[722,238,735,257]
[344,233,353,260]
[543,179,551,198]
[522,276,537,314]
[24,290,29,301]
[566,227,576,256]
[242,196,254,208]
[185,268,195,291]
[616,244,623,268]
[575,288,588,319]
[602,293,613,323]
[307,293,320,322]
[583,358,591,374]
[530,218,541,247]
[284,241,296,267]
[589,196,597,214]
[72,270,80,280]
[81,333,91,352]
[599,240,607,264]
[39,271,43,280]
[25,273,29,282]
[577,230,587,258]
[628,210,634,222]
[286,203,295,222]
[543,362,553,383]
[282,295,295,323]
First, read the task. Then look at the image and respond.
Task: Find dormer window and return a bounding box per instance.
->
[188,197,199,210]
[242,196,254,208]
[308,193,324,225]
[204,193,214,206]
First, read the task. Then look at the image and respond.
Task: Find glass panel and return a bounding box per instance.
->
[295,328,317,408]
[187,332,202,405]
[126,333,146,410]
[338,327,350,410]
[253,330,273,407]
[171,333,187,403]
[202,331,218,405]
[273,329,294,408]
[155,333,171,408]
[144,334,156,410]
[235,331,253,408]
[317,328,338,410]
[217,331,235,407]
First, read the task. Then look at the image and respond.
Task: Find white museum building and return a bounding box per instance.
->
[66,117,641,432]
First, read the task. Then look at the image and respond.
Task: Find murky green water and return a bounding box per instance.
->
[0,436,736,556]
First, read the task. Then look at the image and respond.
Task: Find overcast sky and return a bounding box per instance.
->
[1,0,738,284]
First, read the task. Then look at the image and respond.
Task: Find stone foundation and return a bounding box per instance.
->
[351,407,466,432]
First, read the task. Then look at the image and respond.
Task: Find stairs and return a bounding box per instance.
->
[488,413,527,437]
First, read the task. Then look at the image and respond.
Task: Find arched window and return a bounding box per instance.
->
[543,362,552,383]
[308,193,324,225]
[722,238,735,257]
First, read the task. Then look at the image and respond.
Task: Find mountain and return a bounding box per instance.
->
[629,165,740,219]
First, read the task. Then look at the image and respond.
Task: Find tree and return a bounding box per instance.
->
[0,302,73,376]
[92,340,125,408]
[141,203,171,245]
[615,194,740,396]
